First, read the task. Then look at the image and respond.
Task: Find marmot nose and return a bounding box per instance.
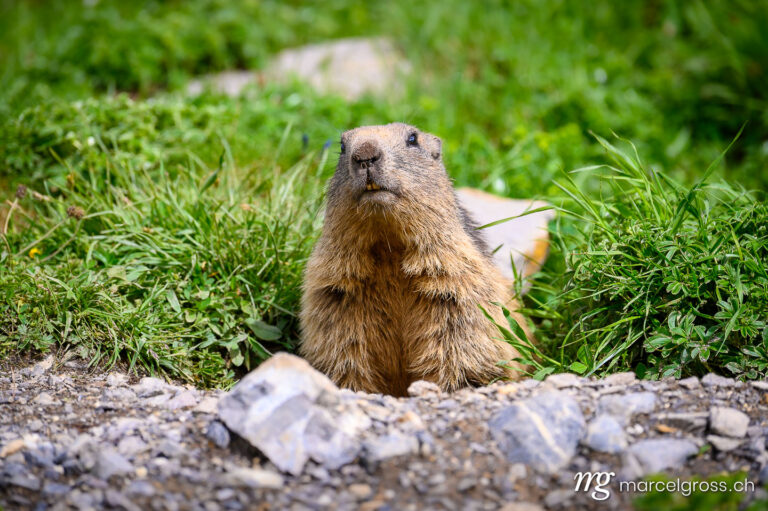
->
[352,141,382,169]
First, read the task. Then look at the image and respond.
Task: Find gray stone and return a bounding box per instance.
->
[707,435,743,452]
[303,409,361,469]
[544,489,573,508]
[66,434,99,472]
[457,477,477,492]
[624,438,698,477]
[133,377,174,398]
[102,387,137,402]
[678,376,700,390]
[521,379,541,390]
[24,444,55,468]
[206,421,231,449]
[583,414,627,454]
[701,373,737,388]
[145,393,173,407]
[750,380,768,391]
[407,380,441,397]
[67,489,100,509]
[21,355,54,378]
[709,407,750,438]
[94,449,133,479]
[32,391,55,406]
[195,396,219,414]
[602,372,637,386]
[188,38,410,101]
[217,353,369,475]
[127,480,156,497]
[760,465,768,485]
[597,392,657,425]
[436,399,459,410]
[363,431,419,463]
[656,412,709,431]
[165,390,198,410]
[222,466,284,489]
[105,417,144,441]
[1,462,40,490]
[489,391,586,473]
[117,436,148,458]
[545,373,583,388]
[106,373,128,387]
[106,489,142,511]
[42,482,72,497]
[155,440,183,458]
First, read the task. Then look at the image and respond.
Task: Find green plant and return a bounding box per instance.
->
[523,131,768,380]
[632,472,767,511]
[0,94,330,387]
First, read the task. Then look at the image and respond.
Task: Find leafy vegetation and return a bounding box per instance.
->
[508,132,768,381]
[0,93,332,386]
[1,0,766,385]
[632,472,767,511]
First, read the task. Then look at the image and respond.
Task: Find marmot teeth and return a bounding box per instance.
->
[366,183,381,191]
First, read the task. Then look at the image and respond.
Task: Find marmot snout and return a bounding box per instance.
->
[300,123,529,396]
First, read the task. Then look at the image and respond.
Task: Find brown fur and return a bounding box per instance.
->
[299,123,530,396]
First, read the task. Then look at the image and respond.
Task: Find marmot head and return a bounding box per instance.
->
[327,123,447,215]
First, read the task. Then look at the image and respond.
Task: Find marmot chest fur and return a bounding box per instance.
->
[299,123,527,396]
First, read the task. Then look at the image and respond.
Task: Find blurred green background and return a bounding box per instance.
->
[3,0,767,191]
[0,0,766,386]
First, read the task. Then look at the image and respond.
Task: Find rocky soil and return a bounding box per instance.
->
[2,354,768,511]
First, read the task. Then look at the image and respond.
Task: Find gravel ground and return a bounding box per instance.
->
[2,355,768,511]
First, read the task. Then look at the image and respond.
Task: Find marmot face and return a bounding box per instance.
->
[328,123,446,216]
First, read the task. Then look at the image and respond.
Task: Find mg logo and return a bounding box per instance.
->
[574,471,616,501]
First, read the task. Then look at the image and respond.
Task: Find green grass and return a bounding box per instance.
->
[1,0,767,386]
[632,472,767,511]
[1,93,333,387]
[493,132,768,381]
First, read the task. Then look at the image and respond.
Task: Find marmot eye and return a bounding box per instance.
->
[340,141,346,154]
[407,132,418,146]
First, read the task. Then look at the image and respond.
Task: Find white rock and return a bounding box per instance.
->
[106,373,128,387]
[217,353,368,475]
[133,377,176,398]
[602,372,637,386]
[194,397,219,414]
[188,37,410,101]
[583,414,627,454]
[223,466,284,489]
[709,407,750,438]
[623,438,697,477]
[22,355,54,378]
[489,391,586,473]
[94,450,133,480]
[362,431,419,463]
[165,390,198,410]
[707,435,743,452]
[407,380,441,397]
[32,392,55,406]
[545,373,583,388]
[701,373,737,388]
[456,188,553,288]
[597,392,657,425]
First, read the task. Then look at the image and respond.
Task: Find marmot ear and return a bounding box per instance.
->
[430,135,442,160]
